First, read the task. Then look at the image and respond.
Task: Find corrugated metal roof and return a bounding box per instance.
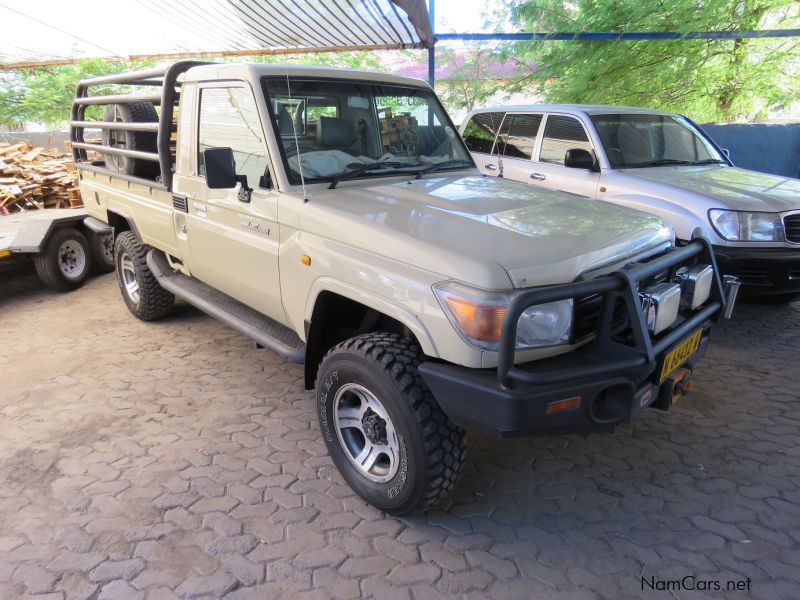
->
[0,0,433,68]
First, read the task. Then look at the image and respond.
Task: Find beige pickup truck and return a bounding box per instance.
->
[72,61,738,514]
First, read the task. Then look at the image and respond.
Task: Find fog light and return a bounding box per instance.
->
[640,283,681,334]
[676,264,713,309]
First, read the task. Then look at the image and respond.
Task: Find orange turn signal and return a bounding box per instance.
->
[546,396,582,415]
[439,296,506,342]
[300,254,311,266]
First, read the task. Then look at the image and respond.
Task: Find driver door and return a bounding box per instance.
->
[177,82,285,322]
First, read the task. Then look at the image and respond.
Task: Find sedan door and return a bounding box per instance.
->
[492,113,544,182]
[461,111,505,175]
[528,113,600,197]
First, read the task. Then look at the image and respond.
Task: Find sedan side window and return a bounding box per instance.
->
[495,114,542,159]
[463,112,504,154]
[539,115,593,165]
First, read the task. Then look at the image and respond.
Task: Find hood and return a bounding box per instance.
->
[625,166,800,212]
[307,175,671,288]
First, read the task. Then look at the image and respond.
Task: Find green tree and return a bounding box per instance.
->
[508,0,800,122]
[0,59,153,128]
[435,46,508,114]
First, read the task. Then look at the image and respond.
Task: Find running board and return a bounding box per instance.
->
[146,250,305,363]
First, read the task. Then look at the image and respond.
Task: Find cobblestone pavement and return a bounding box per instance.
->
[1,264,799,600]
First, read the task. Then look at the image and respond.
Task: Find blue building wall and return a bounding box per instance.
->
[700,123,800,179]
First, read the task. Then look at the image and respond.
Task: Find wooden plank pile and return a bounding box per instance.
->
[0,142,81,214]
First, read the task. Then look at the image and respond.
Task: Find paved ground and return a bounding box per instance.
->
[1,264,799,600]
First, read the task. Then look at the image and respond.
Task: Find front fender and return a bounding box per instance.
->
[304,277,439,357]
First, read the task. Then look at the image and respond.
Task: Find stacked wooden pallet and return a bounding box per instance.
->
[0,142,81,214]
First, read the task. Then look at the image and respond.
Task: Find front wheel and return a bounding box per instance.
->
[316,333,466,515]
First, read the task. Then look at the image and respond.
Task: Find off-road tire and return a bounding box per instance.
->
[316,333,466,515]
[114,231,174,321]
[101,101,159,178]
[89,230,115,273]
[33,227,92,291]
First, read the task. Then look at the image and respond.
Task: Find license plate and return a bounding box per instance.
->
[660,329,703,382]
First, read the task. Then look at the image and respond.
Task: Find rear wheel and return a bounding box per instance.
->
[316,333,466,515]
[114,231,174,321]
[33,227,92,291]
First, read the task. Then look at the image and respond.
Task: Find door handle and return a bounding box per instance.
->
[485,163,498,171]
[530,172,546,181]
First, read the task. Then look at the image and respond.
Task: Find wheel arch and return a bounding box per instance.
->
[303,284,437,391]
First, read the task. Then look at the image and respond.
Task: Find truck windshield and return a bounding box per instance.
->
[590,113,726,169]
[263,78,474,185]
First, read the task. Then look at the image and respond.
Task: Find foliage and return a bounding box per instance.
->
[435,46,508,113]
[507,0,800,122]
[0,59,154,128]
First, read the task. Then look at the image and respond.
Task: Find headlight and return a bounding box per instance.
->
[709,209,784,241]
[433,281,572,351]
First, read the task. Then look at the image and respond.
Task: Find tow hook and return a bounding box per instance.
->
[671,367,693,404]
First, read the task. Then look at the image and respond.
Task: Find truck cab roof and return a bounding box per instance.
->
[182,62,431,89]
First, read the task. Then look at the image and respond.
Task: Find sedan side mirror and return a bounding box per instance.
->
[564,148,599,172]
[722,148,730,159]
[203,147,252,202]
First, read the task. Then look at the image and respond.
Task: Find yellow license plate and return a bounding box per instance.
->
[660,329,703,382]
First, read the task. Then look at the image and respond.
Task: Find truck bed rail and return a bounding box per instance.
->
[70,60,207,191]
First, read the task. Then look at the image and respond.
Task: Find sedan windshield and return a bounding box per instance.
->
[263,78,473,185]
[590,113,726,169]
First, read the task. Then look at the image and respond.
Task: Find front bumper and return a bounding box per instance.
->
[713,245,800,296]
[420,334,710,437]
[419,238,734,437]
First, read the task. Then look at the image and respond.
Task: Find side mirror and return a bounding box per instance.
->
[722,148,730,159]
[564,148,598,171]
[203,147,252,202]
[204,147,237,189]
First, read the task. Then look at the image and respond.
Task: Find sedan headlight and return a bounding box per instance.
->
[709,209,784,242]
[433,281,572,351]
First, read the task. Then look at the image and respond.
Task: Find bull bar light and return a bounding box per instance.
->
[676,264,714,309]
[639,283,681,335]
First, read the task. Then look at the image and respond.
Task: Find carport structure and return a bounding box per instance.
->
[0,0,434,68]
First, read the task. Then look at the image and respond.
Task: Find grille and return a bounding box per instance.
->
[785,214,800,243]
[572,294,629,343]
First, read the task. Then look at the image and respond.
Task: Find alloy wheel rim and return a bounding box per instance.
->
[333,382,400,483]
[119,251,140,305]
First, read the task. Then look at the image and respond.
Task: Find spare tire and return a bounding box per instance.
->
[101,101,159,178]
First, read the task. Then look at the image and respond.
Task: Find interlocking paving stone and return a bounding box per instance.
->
[1,270,799,598]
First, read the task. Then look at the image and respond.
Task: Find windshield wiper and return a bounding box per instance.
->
[328,162,416,189]
[691,158,728,165]
[625,159,695,168]
[414,159,475,179]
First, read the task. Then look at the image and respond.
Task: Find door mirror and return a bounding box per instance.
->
[564,148,598,171]
[204,147,237,189]
[722,148,730,158]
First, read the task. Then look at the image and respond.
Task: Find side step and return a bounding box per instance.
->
[146,249,305,363]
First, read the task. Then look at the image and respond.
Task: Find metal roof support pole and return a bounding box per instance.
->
[427,0,435,86]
